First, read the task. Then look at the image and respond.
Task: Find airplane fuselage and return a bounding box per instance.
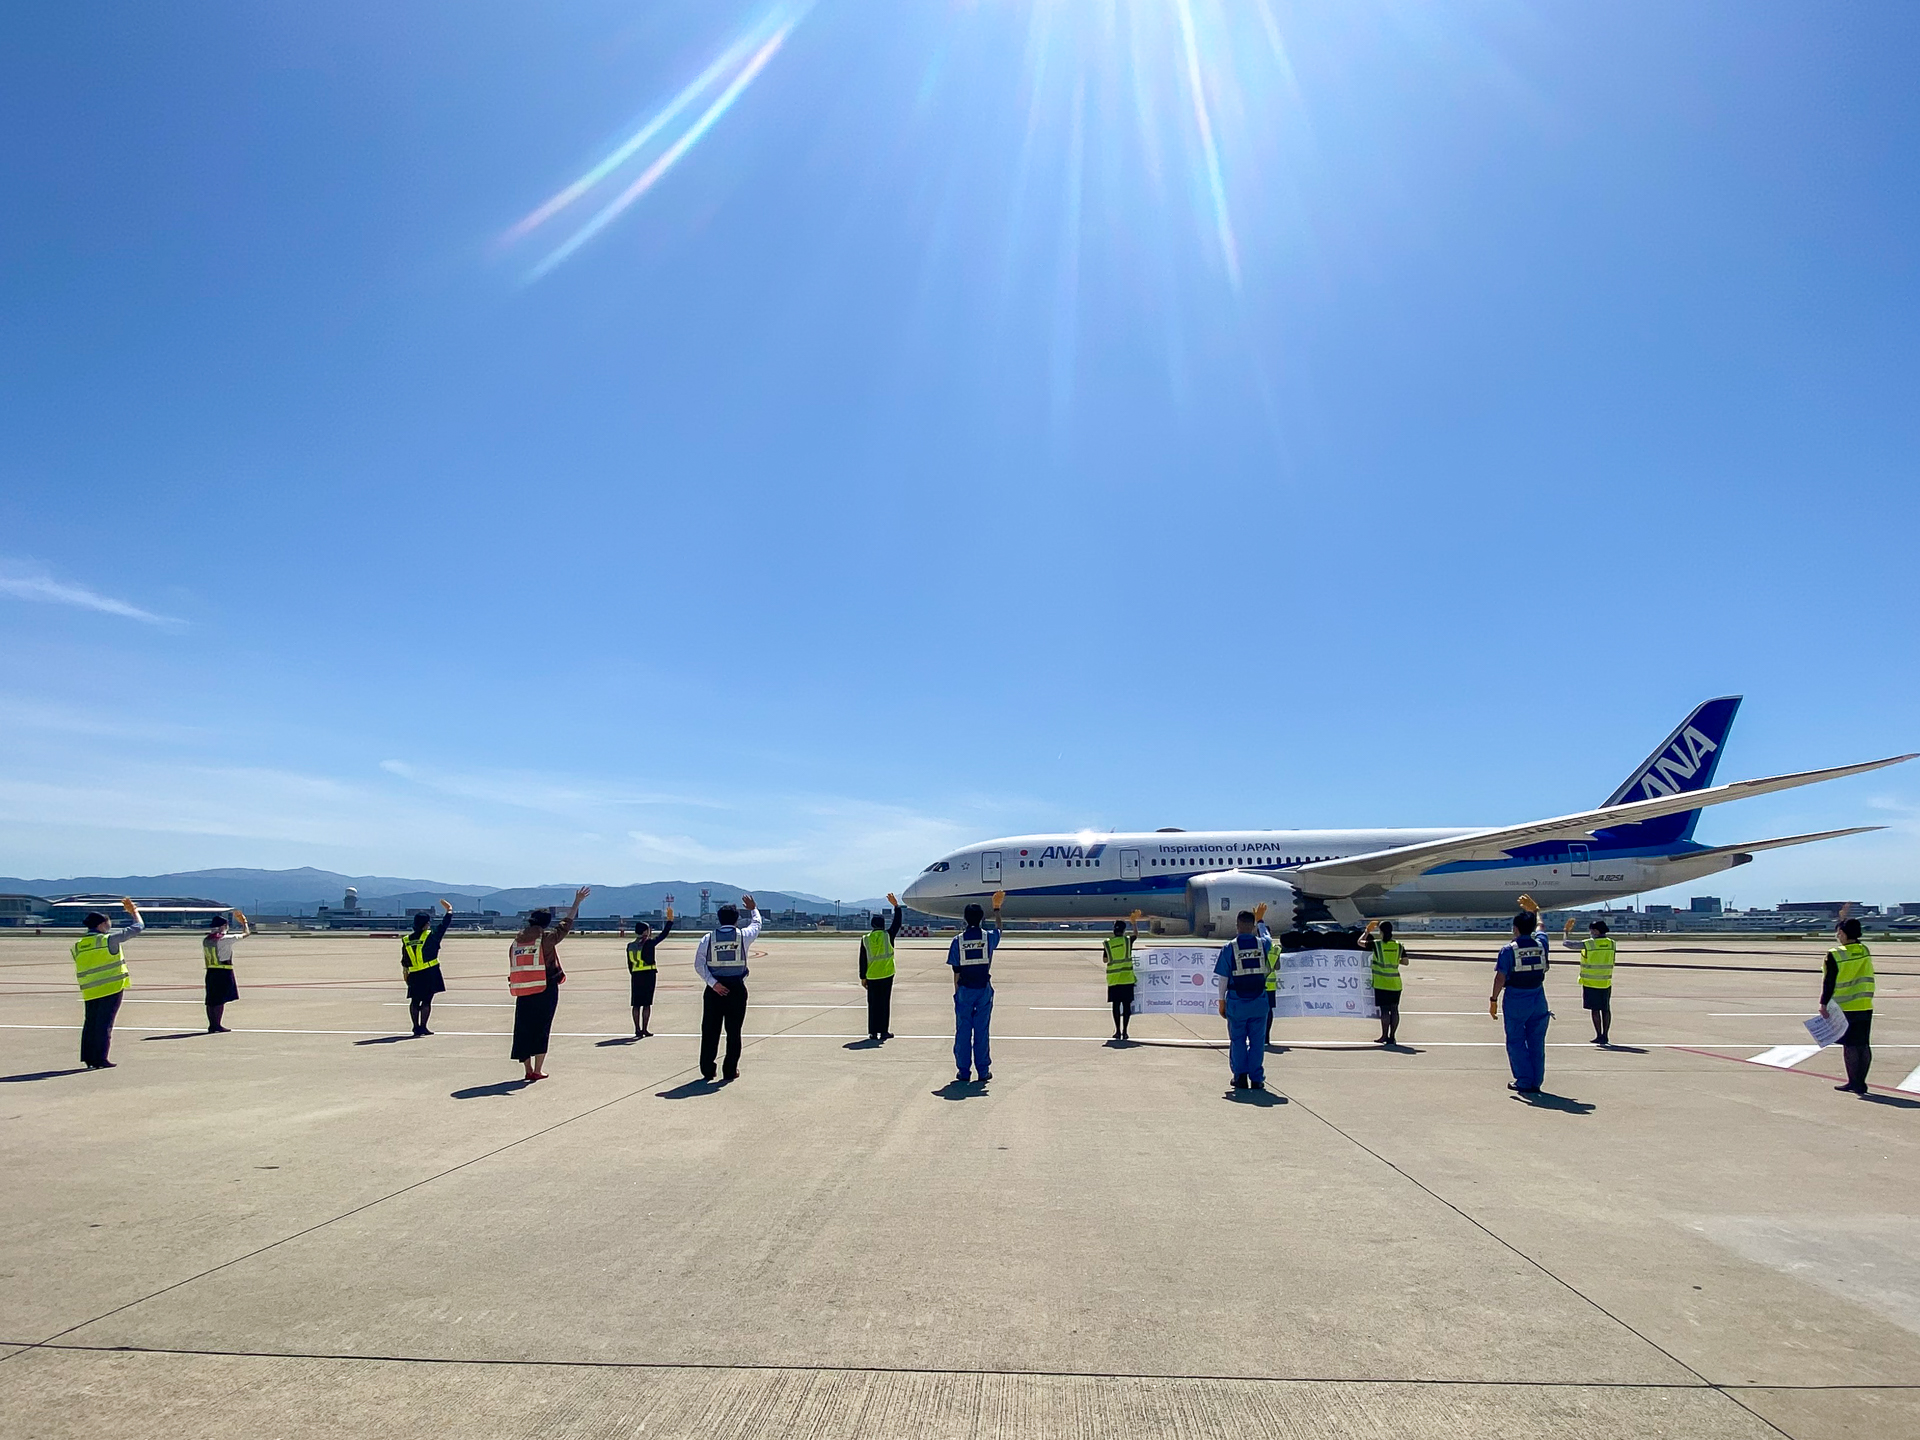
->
[901,827,1747,935]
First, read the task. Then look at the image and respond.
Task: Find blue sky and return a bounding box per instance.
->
[2,1,1916,904]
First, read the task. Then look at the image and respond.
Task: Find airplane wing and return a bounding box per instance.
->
[1285,755,1915,898]
[1678,826,1884,860]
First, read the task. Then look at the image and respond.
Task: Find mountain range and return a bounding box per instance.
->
[0,867,889,917]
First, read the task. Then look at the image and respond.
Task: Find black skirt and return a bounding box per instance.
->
[1582,986,1612,1010]
[630,970,657,1007]
[1107,983,1136,1003]
[406,965,447,1000]
[511,986,559,1060]
[204,968,238,1005]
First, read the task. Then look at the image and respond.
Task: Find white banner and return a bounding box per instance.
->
[1134,945,1377,1019]
[1134,947,1218,1014]
[1273,948,1377,1020]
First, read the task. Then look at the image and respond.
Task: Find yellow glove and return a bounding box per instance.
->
[1516,894,1541,915]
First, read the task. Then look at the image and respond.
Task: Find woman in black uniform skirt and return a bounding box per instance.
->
[203,910,248,1033]
[626,905,673,1038]
[402,899,453,1036]
[510,886,589,1081]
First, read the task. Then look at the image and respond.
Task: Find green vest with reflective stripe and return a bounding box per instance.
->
[1103,934,1135,985]
[626,938,654,974]
[1265,942,1278,993]
[72,932,129,1001]
[204,936,233,971]
[1830,943,1875,1012]
[404,933,437,973]
[863,930,895,981]
[1579,936,1616,989]
[1371,939,1404,992]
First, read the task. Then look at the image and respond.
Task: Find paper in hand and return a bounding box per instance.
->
[1804,1001,1849,1048]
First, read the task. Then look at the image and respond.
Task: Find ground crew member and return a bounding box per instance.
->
[202,909,250,1033]
[73,898,142,1070]
[1103,910,1141,1041]
[693,895,762,1082]
[1490,903,1551,1095]
[1363,921,1408,1045]
[626,904,674,1039]
[1823,917,1876,1094]
[1563,916,1616,1045]
[1256,904,1277,1049]
[858,892,903,1042]
[507,886,589,1083]
[947,890,1003,1082]
[1214,910,1272,1091]
[402,899,454,1036]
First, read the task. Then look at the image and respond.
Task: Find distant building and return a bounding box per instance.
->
[1689,896,1723,916]
[46,895,231,929]
[0,894,52,926]
[1777,901,1862,920]
[1645,904,1675,916]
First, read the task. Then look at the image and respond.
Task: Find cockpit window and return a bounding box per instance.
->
[923,861,950,873]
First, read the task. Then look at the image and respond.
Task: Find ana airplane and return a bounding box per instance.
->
[900,698,1913,937]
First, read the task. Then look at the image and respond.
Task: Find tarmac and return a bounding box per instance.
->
[1,928,1916,1439]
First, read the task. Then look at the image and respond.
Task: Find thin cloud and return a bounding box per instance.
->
[0,562,178,626]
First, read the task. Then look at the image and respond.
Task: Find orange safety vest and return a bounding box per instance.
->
[508,940,547,996]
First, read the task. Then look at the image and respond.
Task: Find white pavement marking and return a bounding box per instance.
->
[1897,1064,1920,1095]
[1711,1013,1816,1018]
[1748,1045,1822,1069]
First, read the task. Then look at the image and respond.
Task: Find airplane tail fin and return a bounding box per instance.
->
[1597,696,1743,847]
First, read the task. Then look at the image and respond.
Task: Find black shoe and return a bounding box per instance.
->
[1113,1030,1123,1041]
[881,1032,893,1040]
[1233,1075,1249,1090]
[956,1071,970,1083]
[722,1071,739,1083]
[1507,1081,1525,1092]
[978,1072,991,1082]
[209,1025,230,1034]
[640,1030,652,1038]
[701,1070,717,1082]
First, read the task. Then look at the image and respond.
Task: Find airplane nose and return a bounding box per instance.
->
[901,875,928,908]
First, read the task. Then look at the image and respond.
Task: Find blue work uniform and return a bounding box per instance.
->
[1215,932,1272,1086]
[947,922,1001,1079]
[1496,932,1552,1091]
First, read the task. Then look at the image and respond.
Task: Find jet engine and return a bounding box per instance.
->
[1185,871,1305,939]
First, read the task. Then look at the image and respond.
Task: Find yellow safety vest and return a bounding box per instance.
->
[626,938,654,974]
[72,932,130,1001]
[1103,934,1135,985]
[1265,941,1278,993]
[203,936,233,971]
[863,930,896,981]
[403,932,437,973]
[1579,936,1616,989]
[1370,939,1405,992]
[1830,943,1875,1012]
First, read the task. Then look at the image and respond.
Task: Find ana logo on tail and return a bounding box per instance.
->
[1631,726,1720,800]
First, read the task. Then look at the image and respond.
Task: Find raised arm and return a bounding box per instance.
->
[739,895,763,945]
[887,892,903,941]
[553,885,591,940]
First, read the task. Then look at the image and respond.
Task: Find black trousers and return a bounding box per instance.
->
[81,991,123,1067]
[1263,990,1275,1047]
[866,975,893,1037]
[701,980,749,1078]
[1841,1009,1874,1088]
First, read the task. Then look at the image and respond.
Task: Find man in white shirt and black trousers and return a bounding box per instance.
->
[693,895,762,1083]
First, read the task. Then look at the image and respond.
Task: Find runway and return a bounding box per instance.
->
[1,931,1915,1439]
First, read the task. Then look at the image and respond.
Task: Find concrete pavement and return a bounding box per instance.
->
[1,930,1915,1437]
